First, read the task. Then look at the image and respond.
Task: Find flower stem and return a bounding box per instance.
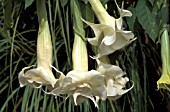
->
[88,0,109,23]
[36,0,47,22]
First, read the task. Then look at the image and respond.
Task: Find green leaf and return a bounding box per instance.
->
[71,0,85,38]
[161,0,168,28]
[126,6,136,32]
[25,0,34,9]
[60,0,68,8]
[136,0,159,42]
[80,2,94,23]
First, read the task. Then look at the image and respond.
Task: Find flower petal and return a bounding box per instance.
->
[71,87,99,108]
[83,20,116,46]
[84,20,135,58]
[115,1,132,17]
[66,70,103,83]
[98,30,135,57]
[114,1,132,30]
[18,66,57,88]
[49,69,106,107]
[95,59,133,100]
[111,30,135,49]
[96,59,124,78]
[102,28,116,46]
[107,78,133,100]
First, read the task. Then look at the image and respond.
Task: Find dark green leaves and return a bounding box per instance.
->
[126,0,168,43]
[80,2,94,23]
[160,0,168,28]
[126,6,136,32]
[136,0,159,42]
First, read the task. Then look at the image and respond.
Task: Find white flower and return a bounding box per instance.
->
[49,70,106,107]
[18,66,57,88]
[84,0,136,58]
[84,20,135,58]
[96,59,133,100]
[18,21,58,88]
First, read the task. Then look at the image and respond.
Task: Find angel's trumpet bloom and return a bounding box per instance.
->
[18,20,57,88]
[157,28,170,91]
[96,59,133,100]
[18,0,58,88]
[84,0,135,58]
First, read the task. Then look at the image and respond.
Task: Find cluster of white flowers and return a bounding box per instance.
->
[18,0,135,108]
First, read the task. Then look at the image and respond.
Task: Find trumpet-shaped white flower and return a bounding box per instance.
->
[49,70,106,107]
[96,59,133,100]
[84,20,135,58]
[19,66,57,88]
[18,20,58,88]
[84,0,136,58]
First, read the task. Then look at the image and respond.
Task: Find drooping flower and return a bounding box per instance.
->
[96,59,133,100]
[49,70,106,107]
[84,20,135,58]
[157,28,170,91]
[18,0,59,88]
[83,0,135,58]
[18,20,58,88]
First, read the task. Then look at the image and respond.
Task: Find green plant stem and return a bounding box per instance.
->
[36,0,47,23]
[0,87,20,112]
[56,0,72,69]
[9,16,20,110]
[47,0,59,70]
